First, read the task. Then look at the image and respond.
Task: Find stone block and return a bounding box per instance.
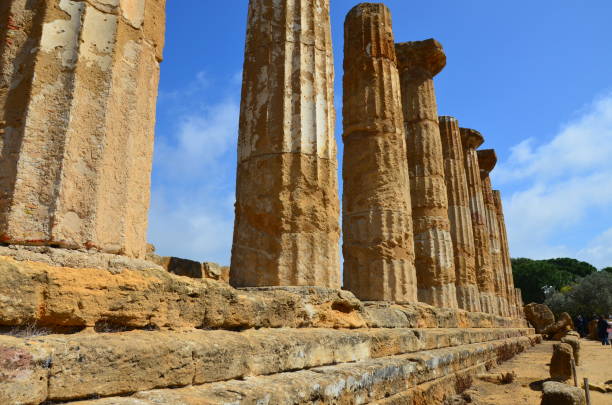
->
[550,343,574,381]
[541,381,586,405]
[525,303,555,334]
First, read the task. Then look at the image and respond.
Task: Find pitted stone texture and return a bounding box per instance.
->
[439,117,481,312]
[0,0,165,258]
[68,335,541,405]
[493,190,519,318]
[342,3,417,302]
[550,343,574,382]
[460,128,497,315]
[231,0,340,288]
[396,39,457,309]
[524,303,555,334]
[478,150,509,317]
[541,381,586,405]
[0,328,534,403]
[0,256,525,332]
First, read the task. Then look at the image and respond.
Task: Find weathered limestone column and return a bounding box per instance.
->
[478,149,509,317]
[494,190,518,317]
[342,3,417,302]
[396,39,458,309]
[460,128,497,314]
[0,0,166,258]
[516,288,525,315]
[439,117,481,312]
[230,0,341,287]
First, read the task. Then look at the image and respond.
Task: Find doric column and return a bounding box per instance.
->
[439,117,481,312]
[516,288,525,315]
[0,0,165,258]
[395,39,457,309]
[342,3,417,302]
[477,149,509,317]
[493,190,519,318]
[460,128,497,314]
[230,0,340,287]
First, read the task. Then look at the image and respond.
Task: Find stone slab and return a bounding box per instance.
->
[68,335,541,405]
[0,257,526,331]
[0,327,534,402]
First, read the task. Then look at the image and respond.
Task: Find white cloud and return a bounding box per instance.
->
[148,73,240,265]
[496,92,612,266]
[578,228,612,269]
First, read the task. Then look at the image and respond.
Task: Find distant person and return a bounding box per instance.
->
[597,316,610,346]
[574,315,585,337]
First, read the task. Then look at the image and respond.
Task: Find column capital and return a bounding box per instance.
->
[477,149,498,175]
[459,128,484,150]
[395,39,446,78]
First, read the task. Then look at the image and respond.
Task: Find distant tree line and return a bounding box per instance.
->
[512,257,612,317]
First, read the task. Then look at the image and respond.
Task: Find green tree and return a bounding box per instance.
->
[512,258,575,304]
[602,267,612,274]
[545,271,612,317]
[545,258,597,278]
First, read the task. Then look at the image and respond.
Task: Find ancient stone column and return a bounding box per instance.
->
[230,0,340,287]
[439,117,481,312]
[0,0,165,258]
[478,149,509,317]
[342,3,417,302]
[395,39,457,309]
[460,129,497,314]
[493,190,519,318]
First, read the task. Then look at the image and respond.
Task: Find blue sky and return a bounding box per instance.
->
[148,1,612,268]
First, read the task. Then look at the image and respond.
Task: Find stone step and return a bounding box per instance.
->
[0,256,526,332]
[68,335,541,405]
[0,327,535,404]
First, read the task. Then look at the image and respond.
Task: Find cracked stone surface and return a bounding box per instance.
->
[460,128,497,315]
[341,3,417,302]
[396,39,457,309]
[0,0,166,258]
[439,116,481,313]
[230,0,341,288]
[478,149,510,317]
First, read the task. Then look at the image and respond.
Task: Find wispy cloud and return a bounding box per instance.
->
[148,71,240,265]
[495,92,612,267]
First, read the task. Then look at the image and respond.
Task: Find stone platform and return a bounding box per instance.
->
[0,255,538,404]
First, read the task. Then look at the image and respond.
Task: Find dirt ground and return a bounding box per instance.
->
[468,339,611,404]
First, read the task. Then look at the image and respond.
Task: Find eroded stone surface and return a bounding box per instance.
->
[460,128,497,315]
[524,303,555,334]
[0,0,165,258]
[0,327,534,403]
[550,343,574,381]
[478,149,509,317]
[230,0,341,288]
[439,117,481,312]
[342,3,417,302]
[67,335,541,405]
[0,256,525,331]
[493,190,519,318]
[396,39,457,309]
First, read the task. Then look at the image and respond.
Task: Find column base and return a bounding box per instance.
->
[418,283,459,309]
[456,284,482,312]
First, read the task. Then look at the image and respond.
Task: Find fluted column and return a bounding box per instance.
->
[493,190,518,317]
[478,149,509,317]
[439,117,481,312]
[395,39,457,309]
[342,3,417,302]
[230,0,340,287]
[460,129,497,314]
[516,288,525,315]
[0,0,165,258]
